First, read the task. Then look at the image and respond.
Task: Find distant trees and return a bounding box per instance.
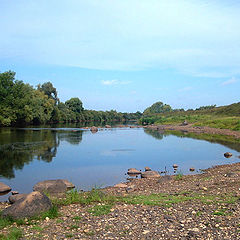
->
[195,105,216,111]
[0,71,142,126]
[143,101,172,115]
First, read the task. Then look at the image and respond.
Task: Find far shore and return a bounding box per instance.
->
[144,123,240,139]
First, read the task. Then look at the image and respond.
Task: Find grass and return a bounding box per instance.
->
[88,204,113,216]
[175,172,184,181]
[52,188,116,206]
[0,227,23,240]
[72,216,82,221]
[140,112,240,131]
[30,225,44,232]
[69,224,79,230]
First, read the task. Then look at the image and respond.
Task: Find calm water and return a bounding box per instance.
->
[0,126,240,201]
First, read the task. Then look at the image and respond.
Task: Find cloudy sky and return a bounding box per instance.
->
[1,0,240,112]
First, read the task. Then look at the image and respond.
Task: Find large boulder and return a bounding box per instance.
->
[9,194,28,204]
[141,171,160,178]
[90,126,98,133]
[105,125,111,128]
[33,179,75,194]
[127,168,141,175]
[2,191,52,219]
[224,152,233,158]
[0,182,11,195]
[144,166,152,172]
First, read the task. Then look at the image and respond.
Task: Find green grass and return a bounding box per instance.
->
[30,225,44,232]
[175,172,184,181]
[0,227,23,240]
[140,112,240,131]
[72,216,82,221]
[52,188,116,206]
[88,204,113,216]
[69,224,79,230]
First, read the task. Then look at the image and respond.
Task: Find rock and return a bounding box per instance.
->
[141,171,160,178]
[2,191,52,219]
[127,168,141,175]
[33,179,75,194]
[0,182,11,194]
[114,183,128,188]
[173,164,178,169]
[157,175,172,184]
[90,126,98,132]
[181,120,188,126]
[224,172,236,177]
[11,191,19,195]
[9,194,28,204]
[61,179,75,189]
[144,166,152,172]
[224,152,232,158]
[105,125,111,128]
[189,167,195,172]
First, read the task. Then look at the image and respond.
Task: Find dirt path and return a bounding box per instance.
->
[145,124,240,139]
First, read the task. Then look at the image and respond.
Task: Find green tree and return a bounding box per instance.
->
[37,82,59,104]
[143,101,172,115]
[65,98,84,113]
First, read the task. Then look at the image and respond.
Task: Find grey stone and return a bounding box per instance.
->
[2,191,52,219]
[0,182,11,194]
[141,171,160,178]
[33,179,75,194]
[9,194,28,204]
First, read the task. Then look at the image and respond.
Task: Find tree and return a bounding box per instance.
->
[37,82,59,104]
[143,101,172,115]
[65,98,84,113]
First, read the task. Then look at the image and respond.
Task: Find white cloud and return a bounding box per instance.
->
[178,86,193,92]
[221,77,238,86]
[1,0,240,76]
[101,80,131,85]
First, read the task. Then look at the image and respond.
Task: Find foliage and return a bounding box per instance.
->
[0,71,142,126]
[0,227,23,240]
[143,101,172,115]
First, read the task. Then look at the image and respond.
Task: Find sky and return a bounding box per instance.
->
[0,0,240,112]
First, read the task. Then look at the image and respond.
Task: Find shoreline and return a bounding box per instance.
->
[144,123,240,139]
[1,162,240,239]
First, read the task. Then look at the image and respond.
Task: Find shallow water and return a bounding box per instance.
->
[0,126,239,201]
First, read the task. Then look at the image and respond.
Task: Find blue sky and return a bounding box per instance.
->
[1,0,240,112]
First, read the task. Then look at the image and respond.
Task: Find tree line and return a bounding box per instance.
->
[0,71,142,126]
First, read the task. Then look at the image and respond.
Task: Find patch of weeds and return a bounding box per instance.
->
[175,172,183,181]
[65,233,73,238]
[84,231,95,236]
[196,211,202,216]
[88,204,113,216]
[0,227,23,240]
[202,176,212,181]
[40,205,59,219]
[0,216,15,230]
[70,224,79,230]
[213,209,227,216]
[30,225,44,232]
[53,188,116,206]
[105,225,112,231]
[56,219,63,224]
[72,216,82,222]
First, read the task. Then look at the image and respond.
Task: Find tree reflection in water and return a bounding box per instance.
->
[0,128,83,179]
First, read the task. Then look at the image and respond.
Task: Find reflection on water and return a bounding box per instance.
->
[144,129,240,153]
[0,126,239,201]
[0,128,83,179]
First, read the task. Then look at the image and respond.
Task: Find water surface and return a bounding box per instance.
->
[0,126,239,201]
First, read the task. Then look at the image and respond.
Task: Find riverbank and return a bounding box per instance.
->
[144,123,240,139]
[1,161,240,239]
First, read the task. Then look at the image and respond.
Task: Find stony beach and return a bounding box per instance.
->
[1,160,240,240]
